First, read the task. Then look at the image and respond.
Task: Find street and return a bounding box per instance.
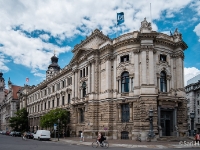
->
[0,134,199,150]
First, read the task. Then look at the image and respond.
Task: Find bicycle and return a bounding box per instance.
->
[136,133,141,142]
[146,132,155,142]
[22,135,27,140]
[92,139,109,148]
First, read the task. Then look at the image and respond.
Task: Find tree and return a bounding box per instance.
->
[9,108,29,132]
[40,108,69,131]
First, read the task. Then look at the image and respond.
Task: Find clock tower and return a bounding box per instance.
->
[46,54,61,79]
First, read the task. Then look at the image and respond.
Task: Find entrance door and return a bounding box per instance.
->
[160,110,173,136]
[165,120,170,136]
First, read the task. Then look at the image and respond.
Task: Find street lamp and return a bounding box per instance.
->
[149,109,154,140]
[190,112,195,136]
[58,119,60,141]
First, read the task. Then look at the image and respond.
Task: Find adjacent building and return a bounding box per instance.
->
[20,18,188,140]
[185,75,200,135]
[0,75,21,131]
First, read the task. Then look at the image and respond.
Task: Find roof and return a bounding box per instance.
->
[12,85,21,99]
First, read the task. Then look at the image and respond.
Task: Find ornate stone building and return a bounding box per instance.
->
[24,18,188,140]
[0,77,21,131]
[185,75,200,135]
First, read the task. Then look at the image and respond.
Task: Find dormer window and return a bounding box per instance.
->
[160,54,166,62]
[121,55,129,62]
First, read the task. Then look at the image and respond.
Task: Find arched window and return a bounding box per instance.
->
[82,82,86,97]
[160,71,167,92]
[121,72,129,93]
[80,109,84,123]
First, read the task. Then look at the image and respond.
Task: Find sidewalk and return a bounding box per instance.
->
[50,137,200,149]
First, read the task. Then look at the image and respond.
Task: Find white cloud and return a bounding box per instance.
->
[184,67,200,86]
[194,23,200,42]
[0,54,10,72]
[39,34,50,41]
[0,0,195,78]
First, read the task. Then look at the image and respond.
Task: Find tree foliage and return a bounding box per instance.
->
[40,108,69,130]
[9,108,29,132]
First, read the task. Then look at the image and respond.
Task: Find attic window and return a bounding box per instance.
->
[160,54,166,61]
[121,55,129,62]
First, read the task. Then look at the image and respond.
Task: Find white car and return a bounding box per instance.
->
[33,130,50,140]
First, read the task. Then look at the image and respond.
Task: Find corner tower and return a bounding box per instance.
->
[46,54,61,79]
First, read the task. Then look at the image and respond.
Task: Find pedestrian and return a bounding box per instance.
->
[195,132,200,142]
[80,131,84,142]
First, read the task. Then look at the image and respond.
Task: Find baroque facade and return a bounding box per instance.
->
[185,75,200,134]
[23,18,188,140]
[0,76,21,131]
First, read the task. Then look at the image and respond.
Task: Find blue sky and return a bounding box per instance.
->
[0,0,200,88]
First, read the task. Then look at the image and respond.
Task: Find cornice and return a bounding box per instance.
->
[113,38,140,49]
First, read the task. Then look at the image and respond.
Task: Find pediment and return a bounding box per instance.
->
[72,29,110,53]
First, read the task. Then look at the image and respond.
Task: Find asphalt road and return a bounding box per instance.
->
[0,134,199,150]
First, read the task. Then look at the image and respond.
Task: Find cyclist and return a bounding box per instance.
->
[97,132,102,145]
[22,131,27,140]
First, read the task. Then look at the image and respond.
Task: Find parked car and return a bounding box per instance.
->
[13,132,21,137]
[33,130,50,140]
[9,131,15,136]
[0,131,3,134]
[6,131,10,135]
[26,132,34,139]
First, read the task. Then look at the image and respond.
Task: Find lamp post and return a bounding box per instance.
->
[58,119,60,141]
[190,112,195,136]
[149,109,154,139]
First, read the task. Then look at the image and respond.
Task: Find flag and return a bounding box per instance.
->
[26,77,29,83]
[117,12,124,25]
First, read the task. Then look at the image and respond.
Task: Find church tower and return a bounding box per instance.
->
[46,54,61,79]
[0,72,5,103]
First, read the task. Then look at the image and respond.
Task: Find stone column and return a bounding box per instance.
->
[75,70,78,98]
[113,56,117,91]
[129,102,133,122]
[129,78,132,92]
[134,51,139,87]
[88,63,91,93]
[91,61,95,93]
[149,49,154,84]
[72,72,75,99]
[141,50,146,84]
[106,56,111,91]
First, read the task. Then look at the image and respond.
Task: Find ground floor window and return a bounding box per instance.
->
[121,131,129,139]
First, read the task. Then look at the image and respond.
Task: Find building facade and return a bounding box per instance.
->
[185,76,200,135]
[0,77,21,131]
[24,18,188,140]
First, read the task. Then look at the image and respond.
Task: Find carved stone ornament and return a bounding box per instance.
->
[173,28,182,42]
[140,18,152,33]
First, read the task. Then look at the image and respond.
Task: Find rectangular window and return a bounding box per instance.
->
[86,67,88,76]
[198,101,199,105]
[80,108,84,123]
[52,100,54,108]
[57,98,59,106]
[38,105,39,111]
[68,94,70,104]
[121,104,130,122]
[62,80,65,88]
[62,96,65,105]
[120,55,129,62]
[83,68,85,77]
[80,70,82,78]
[198,109,200,115]
[44,102,46,109]
[160,54,167,61]
[48,101,50,109]
[41,104,43,111]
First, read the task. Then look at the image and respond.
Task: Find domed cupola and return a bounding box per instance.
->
[46,54,61,79]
